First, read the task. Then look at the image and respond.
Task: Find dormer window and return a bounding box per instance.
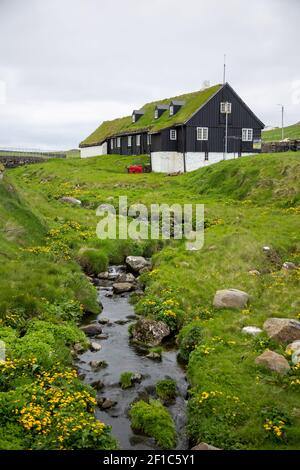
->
[154,104,169,119]
[132,109,145,123]
[169,100,185,116]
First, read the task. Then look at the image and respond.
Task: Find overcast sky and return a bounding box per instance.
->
[0,0,299,150]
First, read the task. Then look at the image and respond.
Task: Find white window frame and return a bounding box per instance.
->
[220,102,232,114]
[196,127,208,141]
[117,137,121,148]
[169,105,174,116]
[154,109,158,119]
[111,138,114,150]
[128,135,132,147]
[132,114,136,123]
[170,129,177,141]
[242,128,253,142]
[147,134,151,145]
[136,134,141,146]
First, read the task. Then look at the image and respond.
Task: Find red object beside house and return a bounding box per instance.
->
[128,165,143,173]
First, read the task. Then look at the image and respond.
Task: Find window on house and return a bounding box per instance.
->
[220,102,232,114]
[197,127,209,141]
[111,138,114,150]
[242,128,253,142]
[117,137,121,148]
[136,134,141,146]
[169,105,174,116]
[128,136,132,147]
[132,114,136,123]
[170,129,177,140]
[154,109,158,119]
[147,134,151,145]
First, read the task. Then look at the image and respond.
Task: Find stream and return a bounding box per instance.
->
[77,266,188,450]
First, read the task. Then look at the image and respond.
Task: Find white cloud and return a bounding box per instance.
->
[0,0,299,148]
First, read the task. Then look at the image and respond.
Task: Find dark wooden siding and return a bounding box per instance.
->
[150,128,180,152]
[107,132,150,155]
[185,83,263,154]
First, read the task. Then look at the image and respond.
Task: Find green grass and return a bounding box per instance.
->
[155,379,177,401]
[0,150,300,449]
[119,371,135,389]
[262,122,300,142]
[80,84,221,147]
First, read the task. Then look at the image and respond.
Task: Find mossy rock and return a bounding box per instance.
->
[155,379,177,401]
[130,399,177,449]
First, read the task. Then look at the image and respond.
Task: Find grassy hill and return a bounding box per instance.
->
[0,152,300,449]
[263,122,300,141]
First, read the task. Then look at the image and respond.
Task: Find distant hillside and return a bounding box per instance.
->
[262,122,300,141]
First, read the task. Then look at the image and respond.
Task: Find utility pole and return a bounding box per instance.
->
[224,111,228,158]
[277,104,284,140]
[223,54,226,84]
[223,102,231,160]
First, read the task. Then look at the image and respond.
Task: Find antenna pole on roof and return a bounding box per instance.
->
[223,54,226,84]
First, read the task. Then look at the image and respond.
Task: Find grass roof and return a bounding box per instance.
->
[80,84,222,147]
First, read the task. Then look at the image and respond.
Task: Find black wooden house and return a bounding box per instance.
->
[80,83,264,172]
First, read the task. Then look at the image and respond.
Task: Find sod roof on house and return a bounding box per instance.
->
[80,84,222,147]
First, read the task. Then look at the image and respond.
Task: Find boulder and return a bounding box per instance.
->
[282,261,298,271]
[97,398,117,409]
[255,350,290,374]
[80,323,102,336]
[118,272,136,283]
[95,333,109,340]
[73,343,85,354]
[242,326,263,336]
[248,270,261,276]
[213,289,249,309]
[131,319,170,347]
[114,319,130,325]
[60,196,82,206]
[292,349,300,365]
[98,271,109,279]
[90,379,104,390]
[146,352,162,361]
[263,318,300,344]
[90,341,102,352]
[286,340,300,353]
[96,203,116,215]
[97,317,110,325]
[89,360,108,370]
[131,373,143,383]
[191,442,221,450]
[126,256,151,273]
[113,282,134,294]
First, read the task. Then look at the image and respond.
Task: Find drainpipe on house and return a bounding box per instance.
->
[182,125,186,173]
[149,134,152,172]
